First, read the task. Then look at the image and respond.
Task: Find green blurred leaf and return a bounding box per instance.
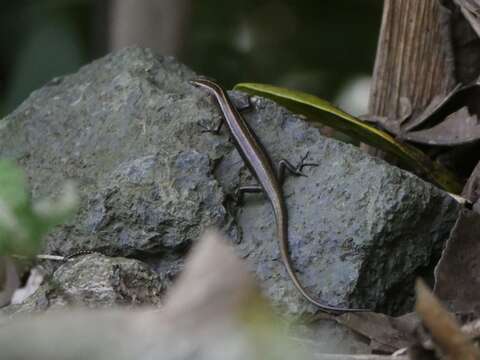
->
[0,161,28,210]
[234,82,463,194]
[0,161,78,257]
[0,161,35,255]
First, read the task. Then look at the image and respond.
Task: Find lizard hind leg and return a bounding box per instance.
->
[277,151,319,183]
[233,185,263,205]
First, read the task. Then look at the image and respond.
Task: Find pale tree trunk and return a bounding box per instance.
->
[109,0,192,57]
[366,0,456,155]
[368,0,480,193]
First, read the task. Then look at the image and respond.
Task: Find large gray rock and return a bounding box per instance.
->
[0,47,459,315]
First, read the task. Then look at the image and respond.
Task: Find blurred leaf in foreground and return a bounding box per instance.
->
[0,160,78,257]
[415,279,480,360]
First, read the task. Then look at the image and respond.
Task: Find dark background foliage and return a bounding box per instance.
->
[0,0,382,117]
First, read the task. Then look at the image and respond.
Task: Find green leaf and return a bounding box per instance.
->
[0,161,29,210]
[0,161,78,257]
[234,82,462,194]
[0,161,34,256]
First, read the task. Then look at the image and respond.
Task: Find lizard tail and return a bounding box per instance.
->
[273,199,370,314]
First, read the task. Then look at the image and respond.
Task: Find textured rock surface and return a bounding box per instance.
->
[230,103,459,314]
[2,254,163,316]
[0,47,460,316]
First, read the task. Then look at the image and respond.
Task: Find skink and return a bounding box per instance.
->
[190,78,367,313]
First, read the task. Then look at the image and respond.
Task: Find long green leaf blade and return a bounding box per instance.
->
[234,82,462,193]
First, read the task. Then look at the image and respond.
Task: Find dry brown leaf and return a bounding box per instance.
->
[404,107,480,146]
[454,0,480,38]
[434,209,480,315]
[364,82,480,147]
[336,312,417,354]
[403,86,461,133]
[401,82,480,146]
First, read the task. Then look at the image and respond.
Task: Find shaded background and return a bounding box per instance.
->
[0,0,382,118]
